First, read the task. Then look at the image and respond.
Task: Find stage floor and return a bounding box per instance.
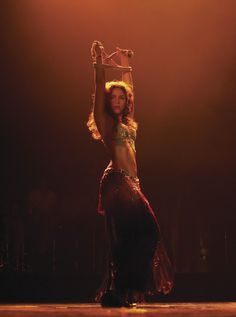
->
[0,302,236,317]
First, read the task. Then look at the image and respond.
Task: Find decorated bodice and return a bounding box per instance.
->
[113,123,136,152]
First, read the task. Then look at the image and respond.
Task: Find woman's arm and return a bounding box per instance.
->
[92,41,113,139]
[116,47,134,88]
[117,47,135,117]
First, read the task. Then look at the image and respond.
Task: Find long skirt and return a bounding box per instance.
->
[96,167,174,300]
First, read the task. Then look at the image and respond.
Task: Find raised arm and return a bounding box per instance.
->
[116,47,135,118]
[118,48,134,88]
[91,41,113,140]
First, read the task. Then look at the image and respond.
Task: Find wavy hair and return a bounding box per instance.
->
[87,81,138,141]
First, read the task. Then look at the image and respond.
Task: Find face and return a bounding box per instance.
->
[110,87,127,116]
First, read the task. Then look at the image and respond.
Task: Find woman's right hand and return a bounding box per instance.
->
[91,40,104,62]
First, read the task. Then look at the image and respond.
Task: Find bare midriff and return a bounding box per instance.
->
[106,141,137,178]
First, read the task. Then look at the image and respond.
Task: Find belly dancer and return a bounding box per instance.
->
[87,41,174,307]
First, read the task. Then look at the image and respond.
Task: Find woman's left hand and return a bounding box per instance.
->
[116,47,134,58]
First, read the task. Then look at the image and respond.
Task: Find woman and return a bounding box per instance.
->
[88,41,174,307]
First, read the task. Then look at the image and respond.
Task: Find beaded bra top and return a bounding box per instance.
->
[113,123,136,152]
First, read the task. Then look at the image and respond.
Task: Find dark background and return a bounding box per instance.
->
[1,0,236,300]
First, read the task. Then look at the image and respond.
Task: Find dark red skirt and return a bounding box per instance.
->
[96,168,174,300]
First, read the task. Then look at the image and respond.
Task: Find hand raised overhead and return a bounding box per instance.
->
[91,40,104,62]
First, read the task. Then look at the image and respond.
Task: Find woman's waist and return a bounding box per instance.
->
[107,142,136,162]
[108,160,137,178]
[105,163,139,185]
